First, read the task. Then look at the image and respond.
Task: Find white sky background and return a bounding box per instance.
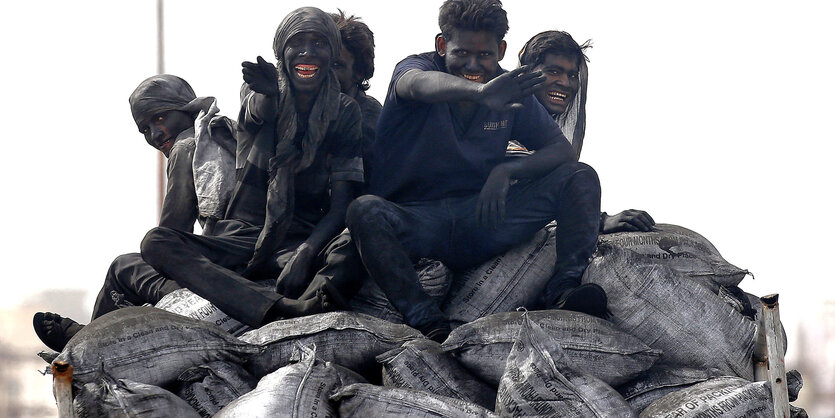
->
[1,0,833,359]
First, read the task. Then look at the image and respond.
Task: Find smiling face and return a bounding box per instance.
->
[436,29,506,84]
[137,110,193,157]
[283,31,333,95]
[533,53,580,116]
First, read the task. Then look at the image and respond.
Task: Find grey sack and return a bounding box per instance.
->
[174,361,256,417]
[597,224,748,292]
[443,223,557,327]
[55,306,259,387]
[239,311,423,379]
[214,343,366,417]
[495,311,637,417]
[333,383,498,417]
[73,372,201,418]
[583,244,756,380]
[378,338,497,410]
[443,309,660,387]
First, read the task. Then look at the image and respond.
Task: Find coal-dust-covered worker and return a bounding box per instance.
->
[518,30,655,234]
[33,75,238,352]
[140,7,364,329]
[346,0,607,342]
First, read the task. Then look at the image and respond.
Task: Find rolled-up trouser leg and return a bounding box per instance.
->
[140,226,281,328]
[91,253,182,320]
[345,195,448,334]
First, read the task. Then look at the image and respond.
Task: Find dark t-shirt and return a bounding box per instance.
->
[369,52,569,203]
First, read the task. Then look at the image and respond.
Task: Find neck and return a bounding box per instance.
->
[295,91,317,114]
[345,84,359,99]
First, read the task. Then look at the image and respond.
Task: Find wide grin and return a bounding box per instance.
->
[462,73,483,83]
[548,91,568,102]
[295,64,319,79]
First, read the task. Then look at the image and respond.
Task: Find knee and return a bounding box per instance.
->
[140,227,177,265]
[546,162,600,193]
[345,195,390,232]
[108,253,139,280]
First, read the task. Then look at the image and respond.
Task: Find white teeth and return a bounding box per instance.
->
[463,74,482,81]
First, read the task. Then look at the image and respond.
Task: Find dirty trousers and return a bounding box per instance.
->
[346,162,601,332]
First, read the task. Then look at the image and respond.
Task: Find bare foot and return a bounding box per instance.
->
[33,312,84,352]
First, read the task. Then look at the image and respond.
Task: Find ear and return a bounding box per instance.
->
[497,40,507,61]
[435,34,447,56]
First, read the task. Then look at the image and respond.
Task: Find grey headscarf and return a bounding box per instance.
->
[518,31,590,158]
[129,74,237,220]
[243,7,343,275]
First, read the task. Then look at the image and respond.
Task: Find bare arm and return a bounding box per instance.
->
[396,66,546,112]
[477,141,576,229]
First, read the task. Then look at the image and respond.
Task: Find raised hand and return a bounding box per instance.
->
[242,56,279,96]
[478,66,546,112]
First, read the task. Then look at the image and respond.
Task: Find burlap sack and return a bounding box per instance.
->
[443,223,557,326]
[348,258,452,323]
[598,224,748,292]
[443,310,660,387]
[155,288,251,336]
[74,372,201,418]
[377,338,497,410]
[495,312,637,417]
[239,311,422,380]
[583,244,756,380]
[55,307,259,387]
[332,383,498,417]
[214,343,366,417]
[174,361,256,417]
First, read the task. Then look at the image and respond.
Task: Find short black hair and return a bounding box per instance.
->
[518,30,590,68]
[438,0,508,42]
[330,10,375,92]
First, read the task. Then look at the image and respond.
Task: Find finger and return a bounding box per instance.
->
[643,212,656,225]
[497,198,506,226]
[505,66,529,78]
[515,70,543,82]
[628,216,653,232]
[620,222,640,232]
[519,73,546,89]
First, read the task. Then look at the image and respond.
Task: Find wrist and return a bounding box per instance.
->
[599,212,608,233]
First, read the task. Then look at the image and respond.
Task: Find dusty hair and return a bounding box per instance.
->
[438,0,508,42]
[518,30,591,68]
[330,9,375,91]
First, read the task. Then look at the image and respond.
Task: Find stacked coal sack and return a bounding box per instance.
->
[495,311,637,417]
[155,288,253,337]
[55,306,261,416]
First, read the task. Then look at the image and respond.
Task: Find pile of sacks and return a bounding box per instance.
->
[42,224,807,417]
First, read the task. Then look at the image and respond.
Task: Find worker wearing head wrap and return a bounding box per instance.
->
[33,75,237,352]
[139,7,364,328]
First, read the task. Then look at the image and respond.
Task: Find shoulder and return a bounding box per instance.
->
[170,129,196,156]
[395,52,443,73]
[355,92,382,118]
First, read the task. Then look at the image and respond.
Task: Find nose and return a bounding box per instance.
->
[149,126,165,145]
[299,41,319,57]
[464,56,480,71]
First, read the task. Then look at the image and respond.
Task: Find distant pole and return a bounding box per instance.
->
[156,0,165,217]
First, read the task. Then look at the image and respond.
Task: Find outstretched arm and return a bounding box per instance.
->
[396,66,546,112]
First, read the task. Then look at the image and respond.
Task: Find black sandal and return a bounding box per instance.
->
[32,312,84,352]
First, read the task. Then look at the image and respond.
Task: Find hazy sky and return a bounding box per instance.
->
[1,1,833,364]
